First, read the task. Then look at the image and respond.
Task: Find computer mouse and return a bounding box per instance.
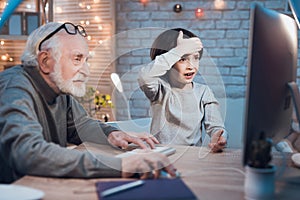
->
[291,153,300,168]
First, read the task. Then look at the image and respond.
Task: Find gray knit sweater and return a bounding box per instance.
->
[0,65,121,183]
[138,49,227,146]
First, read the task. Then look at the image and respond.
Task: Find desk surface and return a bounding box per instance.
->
[13,144,300,200]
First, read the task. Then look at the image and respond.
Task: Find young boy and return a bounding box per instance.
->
[138,28,227,152]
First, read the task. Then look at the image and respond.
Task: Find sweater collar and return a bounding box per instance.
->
[23,65,59,105]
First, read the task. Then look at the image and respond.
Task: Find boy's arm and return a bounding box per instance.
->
[202,86,228,150]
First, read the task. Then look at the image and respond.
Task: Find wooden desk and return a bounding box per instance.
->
[13,144,300,200]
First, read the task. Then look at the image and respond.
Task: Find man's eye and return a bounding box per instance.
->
[179,58,187,62]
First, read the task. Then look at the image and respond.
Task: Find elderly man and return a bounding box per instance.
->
[0,22,176,183]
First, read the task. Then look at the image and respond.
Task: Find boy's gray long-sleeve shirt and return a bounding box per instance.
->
[138,49,227,146]
[0,65,121,183]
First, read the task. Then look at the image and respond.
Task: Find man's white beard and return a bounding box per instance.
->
[49,63,87,97]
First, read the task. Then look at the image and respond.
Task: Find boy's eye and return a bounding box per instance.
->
[179,57,187,62]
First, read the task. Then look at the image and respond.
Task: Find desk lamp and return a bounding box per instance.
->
[110,72,152,134]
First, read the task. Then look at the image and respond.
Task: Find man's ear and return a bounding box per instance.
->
[37,51,52,74]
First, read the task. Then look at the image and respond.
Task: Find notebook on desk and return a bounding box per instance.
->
[96,178,197,200]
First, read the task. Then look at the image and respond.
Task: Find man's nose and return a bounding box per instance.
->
[80,62,90,76]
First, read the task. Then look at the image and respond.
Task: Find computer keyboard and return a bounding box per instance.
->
[115,146,176,158]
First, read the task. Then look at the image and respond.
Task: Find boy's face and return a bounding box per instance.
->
[169,52,200,86]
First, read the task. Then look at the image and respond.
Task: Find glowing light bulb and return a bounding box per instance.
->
[95,16,101,22]
[140,0,148,5]
[55,7,62,13]
[1,54,8,61]
[195,8,204,18]
[214,0,226,10]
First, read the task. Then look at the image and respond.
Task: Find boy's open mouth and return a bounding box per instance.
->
[184,72,195,77]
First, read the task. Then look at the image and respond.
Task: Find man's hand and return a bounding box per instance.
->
[108,131,159,149]
[208,129,227,153]
[174,31,203,57]
[121,150,177,179]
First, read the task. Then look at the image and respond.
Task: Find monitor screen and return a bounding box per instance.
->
[243,3,298,166]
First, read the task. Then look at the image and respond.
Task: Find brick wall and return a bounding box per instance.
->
[113,0,300,120]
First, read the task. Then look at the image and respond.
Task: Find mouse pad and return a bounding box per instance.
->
[96,178,197,200]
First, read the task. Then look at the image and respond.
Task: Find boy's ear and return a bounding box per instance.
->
[37,51,51,74]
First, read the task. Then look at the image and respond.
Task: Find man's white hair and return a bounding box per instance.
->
[21,22,62,67]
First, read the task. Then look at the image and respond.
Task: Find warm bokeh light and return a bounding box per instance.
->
[94,16,101,22]
[214,0,226,10]
[140,0,148,5]
[1,54,8,61]
[195,8,204,18]
[55,6,62,13]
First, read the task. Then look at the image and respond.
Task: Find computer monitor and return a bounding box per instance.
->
[243,3,298,166]
[289,0,300,29]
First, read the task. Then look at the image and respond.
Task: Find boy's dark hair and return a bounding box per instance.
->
[150,28,203,60]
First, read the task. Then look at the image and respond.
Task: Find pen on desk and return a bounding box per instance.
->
[101,180,144,197]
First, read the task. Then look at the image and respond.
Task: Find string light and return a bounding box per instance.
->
[214,0,226,10]
[140,0,148,5]
[94,16,101,22]
[195,7,204,18]
[1,53,13,62]
[55,7,62,13]
[173,4,182,13]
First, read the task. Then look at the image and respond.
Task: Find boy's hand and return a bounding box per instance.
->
[175,31,203,56]
[208,129,227,153]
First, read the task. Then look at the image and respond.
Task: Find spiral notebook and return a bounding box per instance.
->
[96,178,197,200]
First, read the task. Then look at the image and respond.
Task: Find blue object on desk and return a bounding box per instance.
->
[96,178,196,200]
